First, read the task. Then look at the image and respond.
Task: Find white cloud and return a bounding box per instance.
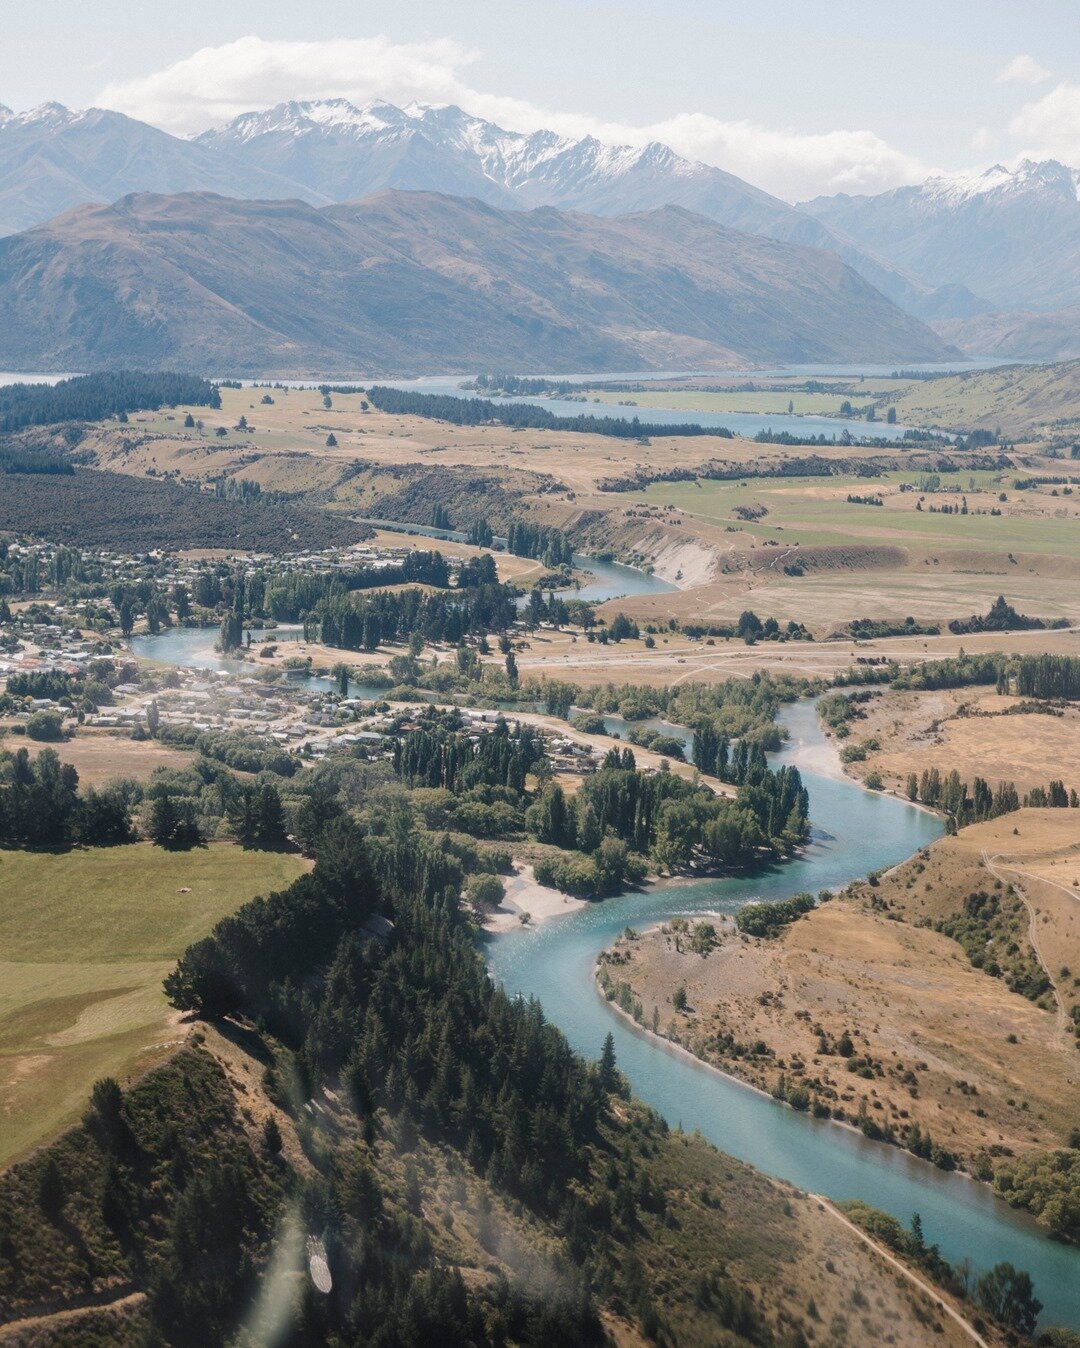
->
[623,113,930,201]
[96,35,482,134]
[96,34,933,200]
[1009,81,1080,164]
[995,54,1051,86]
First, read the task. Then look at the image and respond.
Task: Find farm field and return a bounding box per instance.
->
[19,730,194,784]
[81,385,942,500]
[633,568,1080,630]
[75,385,1080,641]
[0,844,308,1164]
[629,473,1080,559]
[508,623,1080,686]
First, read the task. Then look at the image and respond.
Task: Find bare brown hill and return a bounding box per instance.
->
[0,189,953,375]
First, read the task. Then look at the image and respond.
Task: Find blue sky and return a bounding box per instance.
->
[4,0,1079,198]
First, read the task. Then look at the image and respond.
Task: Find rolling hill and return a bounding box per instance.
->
[932,306,1080,363]
[0,188,955,376]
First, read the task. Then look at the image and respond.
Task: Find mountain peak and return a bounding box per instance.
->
[4,101,81,130]
[204,97,422,144]
[923,157,1080,205]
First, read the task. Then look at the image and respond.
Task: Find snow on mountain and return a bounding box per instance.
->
[0,94,983,322]
[195,97,976,320]
[0,102,328,239]
[801,158,1080,314]
[919,159,1080,207]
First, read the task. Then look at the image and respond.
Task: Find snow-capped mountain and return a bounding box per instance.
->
[919,159,1080,207]
[801,159,1080,313]
[195,98,977,319]
[198,99,692,207]
[0,95,1010,326]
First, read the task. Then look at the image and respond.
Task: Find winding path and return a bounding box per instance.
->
[815,1198,991,1348]
[982,849,1068,1039]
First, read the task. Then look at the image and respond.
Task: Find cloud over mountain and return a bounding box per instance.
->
[96,34,932,200]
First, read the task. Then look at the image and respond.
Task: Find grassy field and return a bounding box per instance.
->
[0,843,307,1164]
[630,473,1080,559]
[584,388,857,415]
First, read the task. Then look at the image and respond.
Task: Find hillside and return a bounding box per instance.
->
[933,306,1080,363]
[0,188,954,375]
[879,358,1080,436]
[0,829,998,1347]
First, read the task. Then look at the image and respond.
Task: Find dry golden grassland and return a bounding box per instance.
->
[17,729,194,785]
[870,812,1080,1029]
[834,687,1080,798]
[825,684,1080,1020]
[604,808,1080,1202]
[75,383,1080,656]
[606,890,1078,1167]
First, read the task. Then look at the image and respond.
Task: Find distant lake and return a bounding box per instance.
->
[379,374,930,442]
[0,361,1027,444]
[0,372,78,387]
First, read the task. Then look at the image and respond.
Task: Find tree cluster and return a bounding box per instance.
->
[0,747,135,848]
[1016,654,1080,700]
[0,372,219,436]
[313,581,516,650]
[365,385,726,440]
[506,519,574,567]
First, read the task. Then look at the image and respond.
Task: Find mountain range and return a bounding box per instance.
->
[0,188,954,375]
[802,160,1080,312]
[0,102,320,235]
[1,97,1077,360]
[0,99,982,323]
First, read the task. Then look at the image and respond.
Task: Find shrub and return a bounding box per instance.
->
[466,872,505,908]
[25,710,65,741]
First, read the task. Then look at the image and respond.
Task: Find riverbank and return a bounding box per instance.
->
[599,899,1079,1151]
[482,864,587,932]
[593,964,1009,1347]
